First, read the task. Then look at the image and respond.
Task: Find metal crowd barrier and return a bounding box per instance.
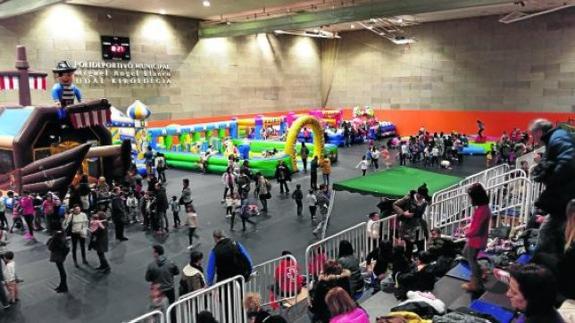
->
[305,222,367,282]
[321,190,337,239]
[528,164,545,214]
[432,164,510,203]
[245,254,299,307]
[430,176,532,239]
[485,169,527,187]
[166,275,246,323]
[515,146,545,169]
[366,214,400,254]
[125,310,165,323]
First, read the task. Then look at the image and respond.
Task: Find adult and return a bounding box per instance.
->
[256,172,270,213]
[0,191,7,230]
[393,184,430,259]
[529,118,575,259]
[155,152,167,183]
[155,182,170,232]
[180,179,193,206]
[399,141,408,166]
[179,251,206,297]
[506,264,564,323]
[47,231,69,293]
[366,240,393,293]
[206,230,252,285]
[461,183,491,292]
[221,167,236,202]
[308,260,352,323]
[337,240,364,298]
[320,156,332,187]
[42,193,59,233]
[20,190,35,239]
[90,212,111,273]
[370,146,380,170]
[310,156,319,190]
[558,199,575,321]
[144,146,155,176]
[111,187,128,241]
[0,252,9,309]
[312,184,330,237]
[145,245,179,304]
[301,142,310,173]
[275,161,291,195]
[77,175,92,212]
[325,287,370,323]
[236,170,251,200]
[64,205,89,267]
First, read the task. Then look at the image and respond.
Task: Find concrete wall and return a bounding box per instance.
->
[326,10,575,113]
[0,4,321,120]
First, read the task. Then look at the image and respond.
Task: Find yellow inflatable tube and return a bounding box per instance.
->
[285,115,324,171]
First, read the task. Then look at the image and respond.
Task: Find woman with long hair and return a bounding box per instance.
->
[325,287,369,323]
[461,183,491,292]
[558,200,575,321]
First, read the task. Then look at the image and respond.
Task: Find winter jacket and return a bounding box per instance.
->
[310,159,319,174]
[465,205,491,249]
[274,258,303,295]
[155,188,169,212]
[145,256,179,292]
[90,220,109,253]
[47,235,69,263]
[337,255,364,295]
[20,196,34,215]
[179,264,205,296]
[309,269,352,323]
[320,159,332,175]
[534,127,575,216]
[111,195,126,223]
[181,186,192,205]
[329,307,369,323]
[206,238,252,285]
[275,165,291,182]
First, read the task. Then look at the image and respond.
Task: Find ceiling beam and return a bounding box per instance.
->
[0,0,65,19]
[199,0,515,38]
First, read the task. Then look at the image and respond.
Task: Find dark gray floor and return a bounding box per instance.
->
[0,142,485,323]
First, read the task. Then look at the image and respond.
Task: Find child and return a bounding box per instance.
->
[170,196,181,228]
[126,192,139,224]
[185,204,199,249]
[225,193,234,218]
[291,184,304,216]
[2,251,17,303]
[307,189,317,224]
[485,149,493,168]
[381,146,392,169]
[0,192,7,230]
[232,192,242,210]
[149,283,169,320]
[356,156,368,176]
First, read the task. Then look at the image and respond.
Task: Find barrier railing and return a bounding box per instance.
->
[166,275,246,323]
[432,164,510,203]
[321,190,337,239]
[125,310,165,323]
[485,169,527,187]
[366,214,400,253]
[528,164,545,214]
[305,222,367,282]
[515,146,545,169]
[245,254,299,307]
[430,177,532,239]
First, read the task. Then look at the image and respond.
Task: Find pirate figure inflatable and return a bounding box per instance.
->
[51,60,82,108]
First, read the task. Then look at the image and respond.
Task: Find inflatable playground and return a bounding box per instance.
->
[147,115,339,177]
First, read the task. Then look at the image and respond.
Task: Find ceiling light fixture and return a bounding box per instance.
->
[350,24,355,29]
[159,9,166,15]
[397,17,403,23]
[202,0,211,7]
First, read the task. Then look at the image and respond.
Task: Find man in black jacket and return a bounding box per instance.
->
[206,230,252,285]
[145,245,179,304]
[530,118,575,258]
[155,182,170,232]
[111,187,128,241]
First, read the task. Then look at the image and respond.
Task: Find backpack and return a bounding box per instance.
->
[232,241,252,281]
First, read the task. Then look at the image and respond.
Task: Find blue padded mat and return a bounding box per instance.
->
[470,299,514,323]
[446,262,471,281]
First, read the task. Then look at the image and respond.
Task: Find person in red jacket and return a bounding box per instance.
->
[274,251,303,297]
[462,183,491,292]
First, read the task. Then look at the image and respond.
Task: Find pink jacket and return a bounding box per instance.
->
[330,308,369,323]
[466,204,491,249]
[20,196,35,216]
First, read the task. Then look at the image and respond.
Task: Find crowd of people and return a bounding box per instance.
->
[0,117,573,323]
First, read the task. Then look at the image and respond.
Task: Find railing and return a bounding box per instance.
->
[245,254,299,307]
[515,146,545,169]
[125,310,165,323]
[430,177,532,239]
[366,214,400,253]
[321,189,337,239]
[528,164,545,214]
[432,164,510,203]
[166,275,247,323]
[485,169,527,187]
[305,222,367,282]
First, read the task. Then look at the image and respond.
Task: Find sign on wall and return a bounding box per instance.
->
[73,61,172,86]
[101,36,131,61]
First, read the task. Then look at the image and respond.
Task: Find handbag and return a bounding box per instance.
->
[65,213,74,237]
